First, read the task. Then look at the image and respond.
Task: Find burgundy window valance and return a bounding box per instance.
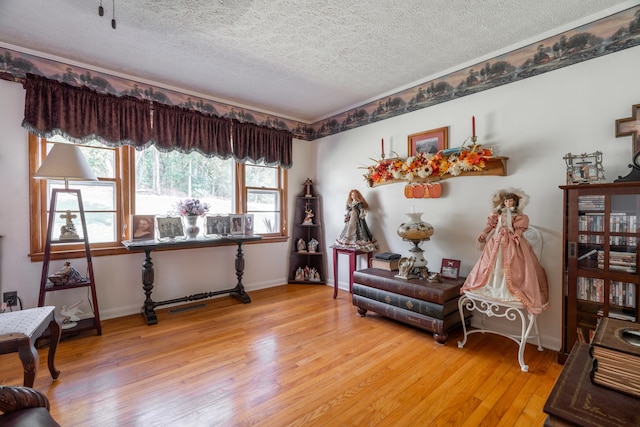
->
[232,119,292,168]
[22,74,153,147]
[22,74,293,167]
[152,103,232,158]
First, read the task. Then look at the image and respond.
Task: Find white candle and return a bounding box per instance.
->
[411,206,416,213]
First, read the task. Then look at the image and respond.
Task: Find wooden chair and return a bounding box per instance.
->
[457,226,544,372]
[0,306,61,387]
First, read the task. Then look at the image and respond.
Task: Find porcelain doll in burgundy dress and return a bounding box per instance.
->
[461,188,549,314]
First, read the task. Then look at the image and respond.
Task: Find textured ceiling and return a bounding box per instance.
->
[0,0,635,122]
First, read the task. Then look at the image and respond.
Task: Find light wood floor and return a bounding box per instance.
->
[0,285,563,426]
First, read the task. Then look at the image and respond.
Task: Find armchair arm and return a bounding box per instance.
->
[0,386,50,413]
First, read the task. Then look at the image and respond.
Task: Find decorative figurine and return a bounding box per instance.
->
[59,210,80,240]
[297,238,307,252]
[307,238,319,253]
[295,266,305,281]
[60,300,83,329]
[461,188,549,314]
[48,261,85,286]
[302,206,314,225]
[334,189,377,252]
[395,257,415,280]
[304,178,313,197]
[309,267,321,281]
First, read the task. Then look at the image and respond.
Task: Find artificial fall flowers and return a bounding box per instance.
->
[363,144,494,186]
[177,198,210,216]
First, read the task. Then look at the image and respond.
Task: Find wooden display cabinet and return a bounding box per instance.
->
[559,182,639,362]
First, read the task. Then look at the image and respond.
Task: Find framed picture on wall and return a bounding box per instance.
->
[131,215,155,240]
[156,216,184,240]
[230,214,244,235]
[440,258,461,280]
[408,127,448,156]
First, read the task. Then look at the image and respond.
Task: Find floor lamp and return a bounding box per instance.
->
[34,143,99,330]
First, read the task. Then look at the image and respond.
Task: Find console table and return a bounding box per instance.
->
[122,235,262,325]
[352,268,468,344]
[543,342,640,426]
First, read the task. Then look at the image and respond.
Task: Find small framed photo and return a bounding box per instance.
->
[230,214,244,235]
[408,126,448,156]
[244,214,254,235]
[156,216,184,240]
[441,258,461,280]
[131,215,155,240]
[205,215,230,236]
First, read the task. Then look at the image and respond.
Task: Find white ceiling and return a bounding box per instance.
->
[0,0,636,123]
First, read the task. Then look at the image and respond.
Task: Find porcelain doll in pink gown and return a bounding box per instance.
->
[461,188,549,314]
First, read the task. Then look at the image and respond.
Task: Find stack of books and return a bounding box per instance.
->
[590,317,640,398]
[370,252,401,271]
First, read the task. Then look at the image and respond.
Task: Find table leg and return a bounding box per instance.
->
[46,317,61,380]
[141,249,158,325]
[348,252,357,294]
[230,242,251,303]
[333,248,339,298]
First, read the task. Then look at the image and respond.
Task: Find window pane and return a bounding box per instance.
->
[78,182,116,211]
[248,189,279,212]
[45,181,117,243]
[45,140,115,179]
[135,146,234,215]
[247,189,280,234]
[85,212,117,242]
[246,164,278,187]
[253,212,280,234]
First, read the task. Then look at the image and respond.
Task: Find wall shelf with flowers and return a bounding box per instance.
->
[363,144,508,187]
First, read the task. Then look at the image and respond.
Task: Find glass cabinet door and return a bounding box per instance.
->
[576,195,605,270]
[574,193,639,342]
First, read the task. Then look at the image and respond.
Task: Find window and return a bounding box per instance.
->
[243,163,284,235]
[29,135,287,260]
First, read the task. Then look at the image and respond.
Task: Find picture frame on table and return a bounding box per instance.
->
[156,216,184,240]
[244,214,254,235]
[230,214,245,235]
[131,215,155,240]
[440,258,461,280]
[408,126,448,156]
[205,215,230,236]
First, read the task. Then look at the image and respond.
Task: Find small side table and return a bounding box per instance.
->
[332,247,373,298]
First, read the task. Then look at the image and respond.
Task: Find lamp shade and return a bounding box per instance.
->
[34,143,97,185]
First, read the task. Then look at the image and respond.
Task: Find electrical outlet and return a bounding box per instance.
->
[3,291,17,307]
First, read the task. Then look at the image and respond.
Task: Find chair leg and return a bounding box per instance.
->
[457,296,469,348]
[17,340,39,388]
[531,315,543,351]
[47,319,61,380]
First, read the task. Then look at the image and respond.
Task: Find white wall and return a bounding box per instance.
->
[316,45,640,351]
[0,78,313,321]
